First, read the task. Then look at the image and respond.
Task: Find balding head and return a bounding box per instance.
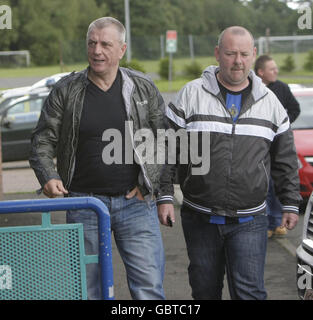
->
[214,26,256,90]
[218,26,255,49]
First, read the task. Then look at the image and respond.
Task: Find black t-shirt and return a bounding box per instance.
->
[70,71,140,195]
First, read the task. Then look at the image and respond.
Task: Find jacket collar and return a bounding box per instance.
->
[201,65,268,102]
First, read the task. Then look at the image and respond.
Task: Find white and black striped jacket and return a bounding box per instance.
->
[161,66,301,217]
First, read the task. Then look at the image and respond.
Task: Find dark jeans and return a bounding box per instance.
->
[181,206,268,300]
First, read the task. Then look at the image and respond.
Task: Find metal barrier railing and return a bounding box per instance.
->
[0,197,114,300]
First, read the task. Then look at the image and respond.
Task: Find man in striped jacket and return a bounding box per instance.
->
[158,26,301,300]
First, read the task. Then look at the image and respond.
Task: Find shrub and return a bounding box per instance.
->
[120,59,146,73]
[183,60,202,79]
[303,50,313,71]
[280,55,296,73]
[158,57,175,80]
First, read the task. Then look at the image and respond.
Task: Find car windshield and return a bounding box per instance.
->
[291,95,313,130]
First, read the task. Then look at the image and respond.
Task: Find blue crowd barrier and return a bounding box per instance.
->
[0,196,114,300]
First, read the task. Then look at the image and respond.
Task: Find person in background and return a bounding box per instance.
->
[255,54,300,238]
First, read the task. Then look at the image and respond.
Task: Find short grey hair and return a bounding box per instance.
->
[217,26,255,48]
[86,17,126,44]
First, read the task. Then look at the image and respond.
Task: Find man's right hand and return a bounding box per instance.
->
[43,179,68,198]
[158,203,175,227]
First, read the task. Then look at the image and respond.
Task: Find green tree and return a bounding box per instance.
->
[16,0,102,65]
[247,0,299,36]
[280,55,296,72]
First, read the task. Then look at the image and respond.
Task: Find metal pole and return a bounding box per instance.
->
[265,28,270,54]
[189,35,194,60]
[125,0,131,62]
[160,35,165,59]
[168,52,172,91]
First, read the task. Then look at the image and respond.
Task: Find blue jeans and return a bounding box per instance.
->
[266,177,283,230]
[66,191,165,300]
[181,206,268,300]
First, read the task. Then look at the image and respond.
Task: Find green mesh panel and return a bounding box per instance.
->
[0,217,87,300]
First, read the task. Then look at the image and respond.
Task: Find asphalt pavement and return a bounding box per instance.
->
[0,160,304,300]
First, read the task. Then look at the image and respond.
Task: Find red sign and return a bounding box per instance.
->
[166,30,177,40]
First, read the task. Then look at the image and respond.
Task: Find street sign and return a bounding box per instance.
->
[166,30,177,53]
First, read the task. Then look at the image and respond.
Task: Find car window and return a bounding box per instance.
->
[4,97,45,124]
[291,95,313,130]
[0,97,15,113]
[7,97,44,116]
[29,98,43,112]
[7,101,25,115]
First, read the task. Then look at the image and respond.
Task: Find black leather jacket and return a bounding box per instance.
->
[29,67,172,201]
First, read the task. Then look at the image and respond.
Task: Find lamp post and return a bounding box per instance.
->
[124,0,131,62]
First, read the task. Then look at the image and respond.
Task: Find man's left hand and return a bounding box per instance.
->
[281,212,299,230]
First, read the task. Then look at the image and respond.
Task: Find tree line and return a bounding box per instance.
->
[0,0,307,66]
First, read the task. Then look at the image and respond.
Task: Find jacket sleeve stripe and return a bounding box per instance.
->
[276,118,290,136]
[166,104,186,128]
[235,124,275,141]
[168,102,186,119]
[187,121,233,134]
[282,205,299,214]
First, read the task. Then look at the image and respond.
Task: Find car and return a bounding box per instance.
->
[291,87,313,210]
[0,86,32,112]
[0,90,49,162]
[0,72,70,114]
[293,87,313,300]
[296,191,313,300]
[29,72,70,90]
[0,72,71,162]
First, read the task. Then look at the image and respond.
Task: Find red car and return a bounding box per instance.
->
[291,87,313,210]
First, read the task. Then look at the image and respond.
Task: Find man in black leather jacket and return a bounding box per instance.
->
[30,17,170,300]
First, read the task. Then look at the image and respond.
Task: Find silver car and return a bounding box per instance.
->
[296,192,313,300]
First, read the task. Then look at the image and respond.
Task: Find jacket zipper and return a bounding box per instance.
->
[121,72,153,194]
[130,121,153,193]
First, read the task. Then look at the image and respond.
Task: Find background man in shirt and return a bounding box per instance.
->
[30,17,171,300]
[159,26,301,299]
[255,55,300,238]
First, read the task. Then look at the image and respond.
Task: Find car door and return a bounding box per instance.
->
[1,96,46,162]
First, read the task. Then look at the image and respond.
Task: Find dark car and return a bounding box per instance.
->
[0,90,49,162]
